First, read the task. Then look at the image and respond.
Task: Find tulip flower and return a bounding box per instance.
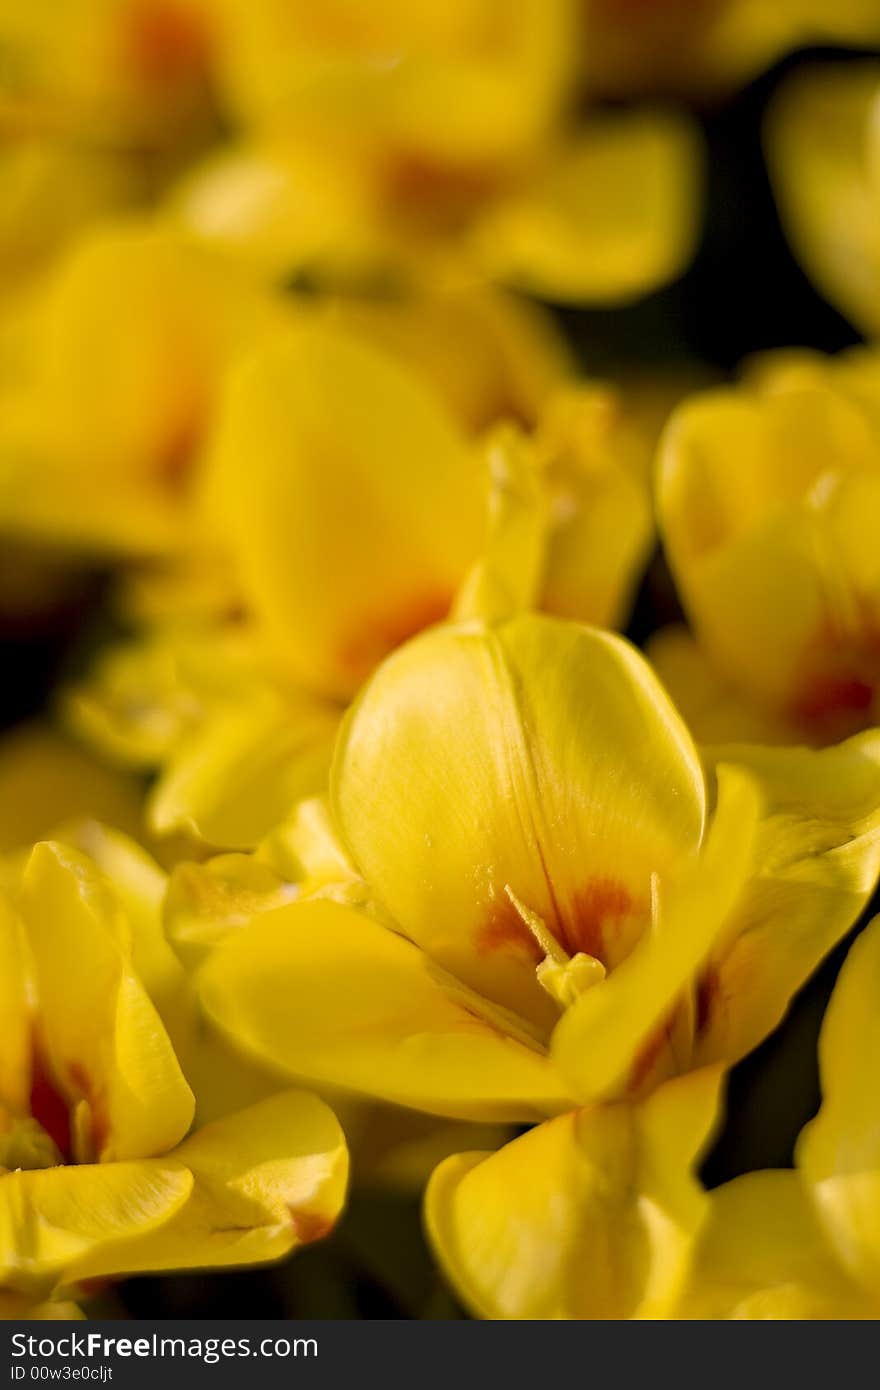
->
[0,830,347,1314]
[653,348,880,745]
[766,62,880,337]
[68,324,652,848]
[679,914,880,1319]
[165,0,701,304]
[0,218,285,554]
[196,613,880,1316]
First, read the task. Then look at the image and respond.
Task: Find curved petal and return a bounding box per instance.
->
[64,624,264,770]
[164,852,299,968]
[333,614,705,1027]
[0,1162,192,1298]
[679,1170,870,1320]
[54,821,192,1051]
[647,625,791,746]
[472,111,702,305]
[70,1091,348,1280]
[322,286,571,433]
[202,324,485,700]
[0,892,29,1115]
[536,387,654,629]
[551,765,759,1104]
[694,734,880,1068]
[0,725,144,854]
[148,687,339,848]
[798,915,880,1302]
[425,1067,722,1320]
[766,63,880,337]
[198,898,571,1122]
[658,383,880,724]
[0,221,283,552]
[20,843,194,1162]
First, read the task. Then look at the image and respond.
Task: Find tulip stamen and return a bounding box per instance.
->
[504,885,606,1009]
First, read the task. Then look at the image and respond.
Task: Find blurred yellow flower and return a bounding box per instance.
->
[0,218,285,554]
[0,828,347,1314]
[68,324,653,847]
[680,914,880,1319]
[163,0,702,303]
[766,61,880,338]
[0,723,144,858]
[196,613,880,1316]
[654,348,880,744]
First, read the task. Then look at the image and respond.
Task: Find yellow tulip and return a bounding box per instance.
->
[162,0,701,304]
[679,914,880,1319]
[0,830,347,1311]
[654,348,880,745]
[68,323,652,848]
[197,613,880,1316]
[766,62,880,337]
[0,218,286,554]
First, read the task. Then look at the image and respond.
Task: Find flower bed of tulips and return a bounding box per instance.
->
[2,1,880,1323]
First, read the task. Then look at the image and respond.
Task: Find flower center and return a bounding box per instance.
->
[504,885,606,1009]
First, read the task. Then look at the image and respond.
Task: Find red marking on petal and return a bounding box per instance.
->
[383,154,501,235]
[288,1209,334,1245]
[339,590,452,685]
[627,1016,674,1094]
[124,1,211,86]
[156,410,203,494]
[567,877,637,962]
[68,1062,110,1161]
[476,896,543,961]
[695,965,721,1036]
[793,675,873,739]
[29,1050,71,1161]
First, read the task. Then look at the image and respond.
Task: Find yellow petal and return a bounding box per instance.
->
[333,614,705,1028]
[766,63,880,337]
[536,387,654,629]
[71,1091,348,1280]
[203,324,485,700]
[693,734,880,1067]
[198,897,570,1123]
[798,915,880,1301]
[658,383,880,731]
[164,852,298,968]
[20,842,194,1162]
[0,220,283,552]
[426,1066,722,1319]
[0,892,29,1115]
[0,1162,192,1299]
[322,286,571,434]
[452,426,547,624]
[679,1170,871,1320]
[64,623,264,769]
[0,724,144,854]
[472,112,702,304]
[647,625,792,745]
[148,686,339,848]
[214,0,573,157]
[552,765,759,1103]
[0,1292,84,1318]
[52,820,191,1051]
